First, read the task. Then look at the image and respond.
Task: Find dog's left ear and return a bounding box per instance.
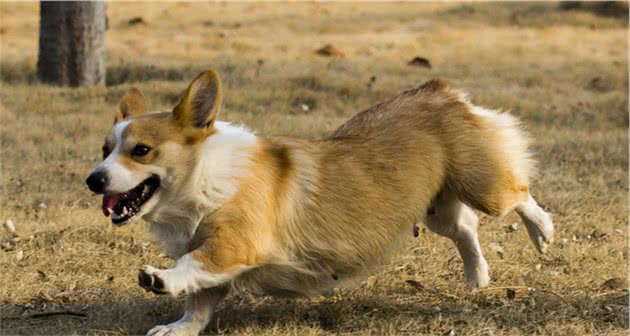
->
[114,88,146,124]
[173,70,222,130]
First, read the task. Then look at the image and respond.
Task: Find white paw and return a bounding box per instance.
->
[524,213,554,254]
[146,321,203,336]
[139,265,170,295]
[464,257,490,288]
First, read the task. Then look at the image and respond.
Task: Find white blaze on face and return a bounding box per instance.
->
[96,120,142,193]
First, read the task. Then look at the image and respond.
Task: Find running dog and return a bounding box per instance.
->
[86,70,553,336]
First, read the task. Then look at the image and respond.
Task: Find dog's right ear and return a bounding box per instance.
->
[172,70,222,131]
[114,88,146,124]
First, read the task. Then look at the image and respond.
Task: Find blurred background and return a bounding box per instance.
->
[0,2,628,335]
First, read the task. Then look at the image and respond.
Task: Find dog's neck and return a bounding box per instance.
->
[144,121,258,258]
[194,121,258,208]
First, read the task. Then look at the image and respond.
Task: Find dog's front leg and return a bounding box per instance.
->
[146,285,229,336]
[139,253,250,297]
[139,223,257,296]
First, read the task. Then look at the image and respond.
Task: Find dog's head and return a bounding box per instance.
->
[86,70,223,225]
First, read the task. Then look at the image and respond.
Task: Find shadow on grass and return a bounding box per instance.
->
[2,289,627,335]
[437,2,628,28]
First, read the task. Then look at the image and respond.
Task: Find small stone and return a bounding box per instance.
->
[301,104,310,112]
[508,223,519,231]
[1,240,15,251]
[37,203,47,209]
[489,242,504,256]
[535,264,542,271]
[592,229,607,240]
[16,250,23,261]
[4,219,15,234]
[615,229,622,234]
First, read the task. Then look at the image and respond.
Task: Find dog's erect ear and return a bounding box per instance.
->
[114,88,146,124]
[172,70,222,130]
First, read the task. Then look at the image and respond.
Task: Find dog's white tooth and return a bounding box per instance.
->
[122,207,128,215]
[106,208,113,215]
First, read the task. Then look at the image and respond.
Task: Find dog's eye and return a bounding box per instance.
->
[132,144,152,157]
[102,146,110,159]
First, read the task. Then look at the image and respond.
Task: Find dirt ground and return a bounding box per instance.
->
[0,2,628,335]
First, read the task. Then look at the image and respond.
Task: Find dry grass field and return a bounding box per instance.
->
[0,2,628,335]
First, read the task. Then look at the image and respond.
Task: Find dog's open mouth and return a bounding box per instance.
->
[102,176,160,224]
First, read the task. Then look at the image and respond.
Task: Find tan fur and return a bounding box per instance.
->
[108,71,540,298]
[167,78,535,296]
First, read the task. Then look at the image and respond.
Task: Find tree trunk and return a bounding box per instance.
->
[37,1,106,87]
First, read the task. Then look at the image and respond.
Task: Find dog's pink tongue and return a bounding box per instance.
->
[102,194,122,216]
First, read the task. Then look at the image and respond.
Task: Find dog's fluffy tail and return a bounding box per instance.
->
[466,100,536,187]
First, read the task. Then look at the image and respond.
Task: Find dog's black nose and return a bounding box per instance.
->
[86,171,109,193]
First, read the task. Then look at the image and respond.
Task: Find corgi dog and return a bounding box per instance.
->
[86,70,553,336]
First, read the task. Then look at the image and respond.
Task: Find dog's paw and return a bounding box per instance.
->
[146,321,203,336]
[138,266,168,295]
[464,257,490,289]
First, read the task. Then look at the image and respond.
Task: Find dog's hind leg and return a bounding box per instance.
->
[146,286,229,336]
[425,189,490,288]
[515,194,554,253]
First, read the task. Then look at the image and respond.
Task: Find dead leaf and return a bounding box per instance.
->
[127,17,146,26]
[315,44,346,57]
[408,56,432,69]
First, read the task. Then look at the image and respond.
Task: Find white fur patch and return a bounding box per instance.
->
[468,105,534,185]
[144,255,249,297]
[97,120,143,193]
[143,120,257,258]
[193,121,257,209]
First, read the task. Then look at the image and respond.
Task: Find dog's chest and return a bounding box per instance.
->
[147,218,198,259]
